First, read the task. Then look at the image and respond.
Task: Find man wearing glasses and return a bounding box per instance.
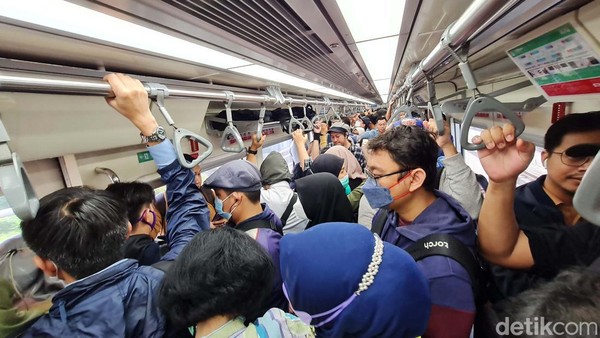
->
[475,111,600,300]
[363,125,477,337]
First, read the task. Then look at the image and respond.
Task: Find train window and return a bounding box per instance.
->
[463,127,547,186]
[0,194,21,243]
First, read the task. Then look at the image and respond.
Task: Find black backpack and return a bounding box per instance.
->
[371,211,499,338]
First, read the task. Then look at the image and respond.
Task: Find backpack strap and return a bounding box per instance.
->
[370,209,388,235]
[406,233,480,292]
[280,193,298,227]
[151,260,173,273]
[236,219,283,236]
[433,166,444,189]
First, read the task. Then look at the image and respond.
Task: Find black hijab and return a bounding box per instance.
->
[311,154,343,177]
[294,173,354,228]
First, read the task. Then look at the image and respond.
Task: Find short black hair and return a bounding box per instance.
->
[377,115,387,123]
[544,111,600,152]
[21,187,128,279]
[341,116,351,126]
[159,227,274,328]
[223,189,261,204]
[368,126,438,190]
[105,181,155,227]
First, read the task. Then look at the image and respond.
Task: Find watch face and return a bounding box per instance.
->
[156,127,166,139]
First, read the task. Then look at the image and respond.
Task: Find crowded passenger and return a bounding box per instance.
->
[325,121,366,170]
[17,73,209,337]
[365,125,477,337]
[475,112,600,299]
[280,222,431,337]
[244,133,309,234]
[106,181,161,266]
[159,227,313,337]
[202,159,287,311]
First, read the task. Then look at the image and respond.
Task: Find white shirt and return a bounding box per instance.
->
[261,182,309,234]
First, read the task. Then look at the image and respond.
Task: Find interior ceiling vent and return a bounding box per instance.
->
[163,0,368,96]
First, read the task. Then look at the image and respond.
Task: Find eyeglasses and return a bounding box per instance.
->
[365,167,412,181]
[552,144,599,167]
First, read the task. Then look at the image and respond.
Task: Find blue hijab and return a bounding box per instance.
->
[280,223,431,337]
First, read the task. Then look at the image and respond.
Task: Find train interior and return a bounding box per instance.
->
[1,0,600,240]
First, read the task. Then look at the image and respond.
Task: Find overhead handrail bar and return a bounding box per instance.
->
[573,151,600,226]
[393,0,516,99]
[300,100,314,132]
[286,101,304,135]
[0,72,365,107]
[146,83,214,167]
[95,167,120,184]
[220,91,245,153]
[0,118,39,221]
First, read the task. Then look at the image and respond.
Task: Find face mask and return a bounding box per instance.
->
[362,172,413,209]
[339,175,351,195]
[214,193,234,220]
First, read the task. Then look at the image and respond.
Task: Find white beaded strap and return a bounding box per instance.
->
[355,234,384,295]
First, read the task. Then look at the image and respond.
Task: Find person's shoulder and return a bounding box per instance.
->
[252,308,315,338]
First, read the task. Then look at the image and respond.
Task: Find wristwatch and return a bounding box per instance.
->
[140,126,167,143]
[246,147,258,155]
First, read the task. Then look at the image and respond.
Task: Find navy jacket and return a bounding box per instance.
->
[22,260,165,337]
[23,141,207,337]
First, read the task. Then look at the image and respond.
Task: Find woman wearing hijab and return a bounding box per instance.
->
[280,223,431,337]
[324,145,366,191]
[159,227,313,338]
[294,173,355,228]
[311,154,350,194]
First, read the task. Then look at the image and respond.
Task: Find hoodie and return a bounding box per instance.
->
[380,190,477,338]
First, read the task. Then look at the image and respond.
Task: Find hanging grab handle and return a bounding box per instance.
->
[0,153,39,221]
[145,83,213,168]
[460,94,526,151]
[221,91,245,153]
[0,119,38,221]
[256,102,266,140]
[426,79,445,136]
[300,101,313,132]
[287,102,304,134]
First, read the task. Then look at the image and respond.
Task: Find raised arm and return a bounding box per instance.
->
[425,118,483,218]
[245,133,265,166]
[104,73,209,262]
[475,124,536,269]
[292,129,310,170]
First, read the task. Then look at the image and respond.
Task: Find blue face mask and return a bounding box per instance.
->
[339,175,351,195]
[362,172,413,209]
[362,177,394,209]
[214,193,233,220]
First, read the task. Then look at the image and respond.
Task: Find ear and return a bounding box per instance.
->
[34,255,58,277]
[126,221,133,239]
[407,169,426,192]
[541,150,549,162]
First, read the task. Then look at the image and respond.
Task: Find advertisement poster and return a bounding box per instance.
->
[508,23,600,100]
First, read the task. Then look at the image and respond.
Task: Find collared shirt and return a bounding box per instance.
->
[542,184,581,225]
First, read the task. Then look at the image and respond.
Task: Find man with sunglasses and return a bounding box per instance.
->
[363,125,477,337]
[476,111,600,300]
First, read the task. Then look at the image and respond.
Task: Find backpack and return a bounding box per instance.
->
[371,211,499,338]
